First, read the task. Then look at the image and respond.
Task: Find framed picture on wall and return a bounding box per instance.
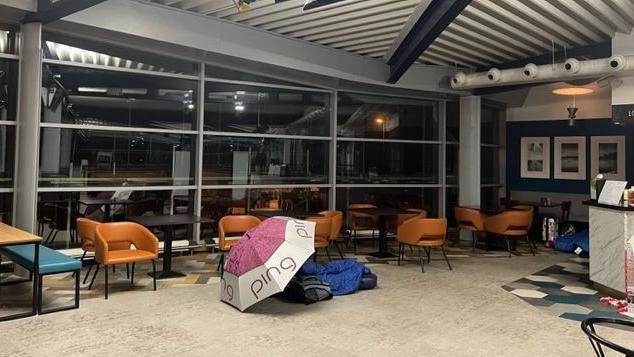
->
[554,136,586,180]
[521,137,550,179]
[591,136,626,180]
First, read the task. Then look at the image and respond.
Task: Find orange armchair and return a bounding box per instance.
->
[396,217,451,273]
[90,222,159,299]
[217,215,261,273]
[484,209,534,257]
[454,207,489,251]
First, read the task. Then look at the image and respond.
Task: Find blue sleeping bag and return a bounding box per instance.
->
[299,259,365,295]
[554,229,589,253]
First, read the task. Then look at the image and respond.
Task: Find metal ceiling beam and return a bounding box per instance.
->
[22,0,108,24]
[386,0,470,83]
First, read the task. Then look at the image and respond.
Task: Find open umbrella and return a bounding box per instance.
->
[220,217,315,311]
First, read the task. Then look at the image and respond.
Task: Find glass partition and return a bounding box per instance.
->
[39,128,195,187]
[204,82,330,136]
[337,92,438,140]
[336,141,438,184]
[202,136,328,185]
[42,64,198,130]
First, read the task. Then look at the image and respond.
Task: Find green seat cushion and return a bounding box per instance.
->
[0,245,80,274]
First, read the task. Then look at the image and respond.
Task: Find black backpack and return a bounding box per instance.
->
[282,275,333,304]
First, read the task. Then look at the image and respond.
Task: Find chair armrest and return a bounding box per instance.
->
[131,225,159,255]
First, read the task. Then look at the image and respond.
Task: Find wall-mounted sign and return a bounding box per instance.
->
[612,104,634,125]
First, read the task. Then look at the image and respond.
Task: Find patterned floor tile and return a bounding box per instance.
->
[502,258,632,322]
[511,289,547,298]
[525,275,559,283]
[561,286,598,295]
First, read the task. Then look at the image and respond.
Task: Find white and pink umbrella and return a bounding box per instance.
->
[220,217,315,311]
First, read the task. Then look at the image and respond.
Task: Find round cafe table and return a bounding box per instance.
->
[347,207,415,258]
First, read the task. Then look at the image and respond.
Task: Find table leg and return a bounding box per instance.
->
[104,204,111,222]
[368,216,397,258]
[148,225,185,279]
[33,242,39,315]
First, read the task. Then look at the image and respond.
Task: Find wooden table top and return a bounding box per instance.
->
[0,223,42,245]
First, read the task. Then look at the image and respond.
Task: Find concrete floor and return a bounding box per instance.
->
[0,252,629,356]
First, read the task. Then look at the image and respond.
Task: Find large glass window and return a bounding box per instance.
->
[0,193,12,223]
[0,29,16,55]
[337,93,438,141]
[337,141,438,184]
[204,82,330,136]
[446,143,459,186]
[336,187,439,217]
[446,100,459,142]
[39,128,195,187]
[42,64,198,130]
[202,136,328,185]
[481,105,502,145]
[0,59,18,122]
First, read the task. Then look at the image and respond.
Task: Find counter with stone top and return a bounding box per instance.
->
[583,200,634,296]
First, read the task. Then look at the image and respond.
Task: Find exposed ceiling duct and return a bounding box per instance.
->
[450,55,634,90]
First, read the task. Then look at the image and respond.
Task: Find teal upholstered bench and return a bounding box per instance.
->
[0,245,80,314]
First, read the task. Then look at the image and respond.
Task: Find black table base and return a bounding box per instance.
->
[148,270,186,279]
[366,215,397,259]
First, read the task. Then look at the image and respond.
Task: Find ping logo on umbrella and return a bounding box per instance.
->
[291,219,314,239]
[221,278,234,301]
[250,257,297,299]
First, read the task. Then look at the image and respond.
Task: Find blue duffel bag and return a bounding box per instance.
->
[554,229,589,254]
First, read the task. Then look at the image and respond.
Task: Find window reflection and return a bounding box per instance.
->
[39,128,194,187]
[202,136,328,185]
[446,143,459,186]
[42,65,198,130]
[337,141,438,184]
[446,101,459,142]
[0,59,18,121]
[0,193,12,224]
[337,93,438,140]
[204,82,330,136]
[37,190,195,248]
[482,105,502,145]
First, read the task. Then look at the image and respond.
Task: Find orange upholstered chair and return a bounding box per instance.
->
[217,215,261,273]
[319,210,344,258]
[347,203,379,253]
[90,222,159,299]
[454,207,489,251]
[77,217,132,284]
[396,217,451,273]
[306,216,332,261]
[484,209,534,257]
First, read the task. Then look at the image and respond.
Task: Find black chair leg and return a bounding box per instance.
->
[130,263,136,285]
[441,246,453,271]
[105,265,109,300]
[74,269,80,308]
[425,247,431,264]
[83,261,93,285]
[471,231,476,251]
[112,265,116,273]
[418,246,424,273]
[505,236,512,257]
[88,264,100,290]
[152,260,157,291]
[334,241,344,259]
[325,246,332,261]
[397,243,402,266]
[525,235,535,256]
[126,263,130,279]
[313,251,317,262]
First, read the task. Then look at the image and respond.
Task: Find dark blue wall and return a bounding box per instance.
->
[506,118,633,194]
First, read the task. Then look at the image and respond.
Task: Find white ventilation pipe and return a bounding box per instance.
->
[450,55,634,90]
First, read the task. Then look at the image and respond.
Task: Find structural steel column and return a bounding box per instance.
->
[13,22,42,232]
[458,96,481,208]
